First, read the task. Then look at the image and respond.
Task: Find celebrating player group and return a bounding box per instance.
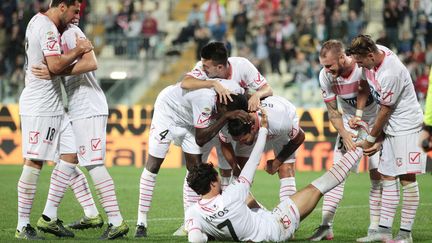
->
[15,0,426,242]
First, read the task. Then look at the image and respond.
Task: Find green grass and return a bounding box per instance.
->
[1,165,431,242]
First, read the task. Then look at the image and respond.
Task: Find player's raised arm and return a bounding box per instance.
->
[238,109,268,184]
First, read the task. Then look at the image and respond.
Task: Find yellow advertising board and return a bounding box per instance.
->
[0,104,415,172]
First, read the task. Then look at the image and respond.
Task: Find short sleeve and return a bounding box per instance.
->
[189,90,216,128]
[62,25,86,50]
[239,58,267,90]
[379,74,403,107]
[319,69,336,103]
[186,61,208,80]
[41,24,61,57]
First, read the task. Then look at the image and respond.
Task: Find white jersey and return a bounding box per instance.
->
[220,96,300,150]
[61,25,108,120]
[185,128,299,242]
[363,45,423,136]
[185,180,282,242]
[319,64,378,126]
[157,80,243,129]
[186,57,267,92]
[19,13,63,116]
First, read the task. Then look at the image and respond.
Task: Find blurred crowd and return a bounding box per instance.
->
[0,0,431,105]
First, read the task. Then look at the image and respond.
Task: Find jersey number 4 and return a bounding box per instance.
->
[217,219,239,242]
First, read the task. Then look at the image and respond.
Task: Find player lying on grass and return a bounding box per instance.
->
[185,110,370,242]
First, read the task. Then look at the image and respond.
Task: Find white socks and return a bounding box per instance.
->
[17,165,40,230]
[90,166,123,226]
[137,168,157,227]
[279,177,296,202]
[42,160,76,220]
[69,166,98,218]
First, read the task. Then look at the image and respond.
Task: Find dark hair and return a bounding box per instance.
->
[187,163,218,195]
[228,119,251,137]
[200,42,228,65]
[225,93,248,111]
[346,34,379,56]
[51,0,82,7]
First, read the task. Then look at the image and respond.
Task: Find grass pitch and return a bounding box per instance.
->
[1,165,431,242]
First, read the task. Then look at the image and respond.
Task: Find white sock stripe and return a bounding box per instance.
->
[140,182,155,188]
[18,180,37,186]
[51,177,69,188]
[94,178,111,187]
[52,169,70,181]
[17,185,36,191]
[95,181,114,191]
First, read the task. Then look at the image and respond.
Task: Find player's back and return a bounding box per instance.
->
[61,24,108,120]
[186,180,281,242]
[20,13,63,116]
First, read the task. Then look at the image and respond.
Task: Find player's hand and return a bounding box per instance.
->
[259,108,268,129]
[212,80,233,105]
[419,129,432,152]
[340,130,357,151]
[265,159,281,175]
[31,64,51,80]
[363,141,381,156]
[224,110,251,124]
[348,116,362,129]
[355,139,374,150]
[75,33,93,53]
[248,93,261,112]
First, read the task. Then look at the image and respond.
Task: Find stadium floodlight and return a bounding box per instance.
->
[110,71,127,80]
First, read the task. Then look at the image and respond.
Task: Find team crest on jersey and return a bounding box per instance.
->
[396,157,403,167]
[197,111,211,125]
[409,152,421,164]
[381,90,394,104]
[253,73,264,85]
[321,89,327,98]
[91,138,102,151]
[280,215,291,229]
[79,146,86,155]
[29,131,40,144]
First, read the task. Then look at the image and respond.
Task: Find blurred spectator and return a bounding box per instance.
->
[231,2,249,46]
[209,17,227,41]
[1,0,17,30]
[414,14,430,49]
[141,11,158,59]
[376,30,392,48]
[425,43,432,65]
[172,3,204,46]
[252,26,269,74]
[412,40,426,63]
[103,6,117,34]
[398,30,413,55]
[347,10,363,43]
[8,54,24,102]
[281,15,296,41]
[348,0,364,15]
[314,14,328,43]
[268,22,283,75]
[286,51,313,87]
[383,0,401,49]
[124,12,142,59]
[415,65,430,104]
[194,26,210,60]
[201,0,226,28]
[328,9,347,41]
[0,12,7,57]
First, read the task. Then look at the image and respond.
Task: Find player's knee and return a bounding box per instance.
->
[60,153,78,164]
[145,155,164,174]
[24,158,43,169]
[399,174,416,185]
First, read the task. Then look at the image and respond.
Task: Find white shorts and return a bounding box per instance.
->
[235,138,296,164]
[272,197,300,241]
[71,115,107,166]
[201,137,231,170]
[334,134,379,172]
[148,108,201,158]
[21,115,62,161]
[379,131,427,177]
